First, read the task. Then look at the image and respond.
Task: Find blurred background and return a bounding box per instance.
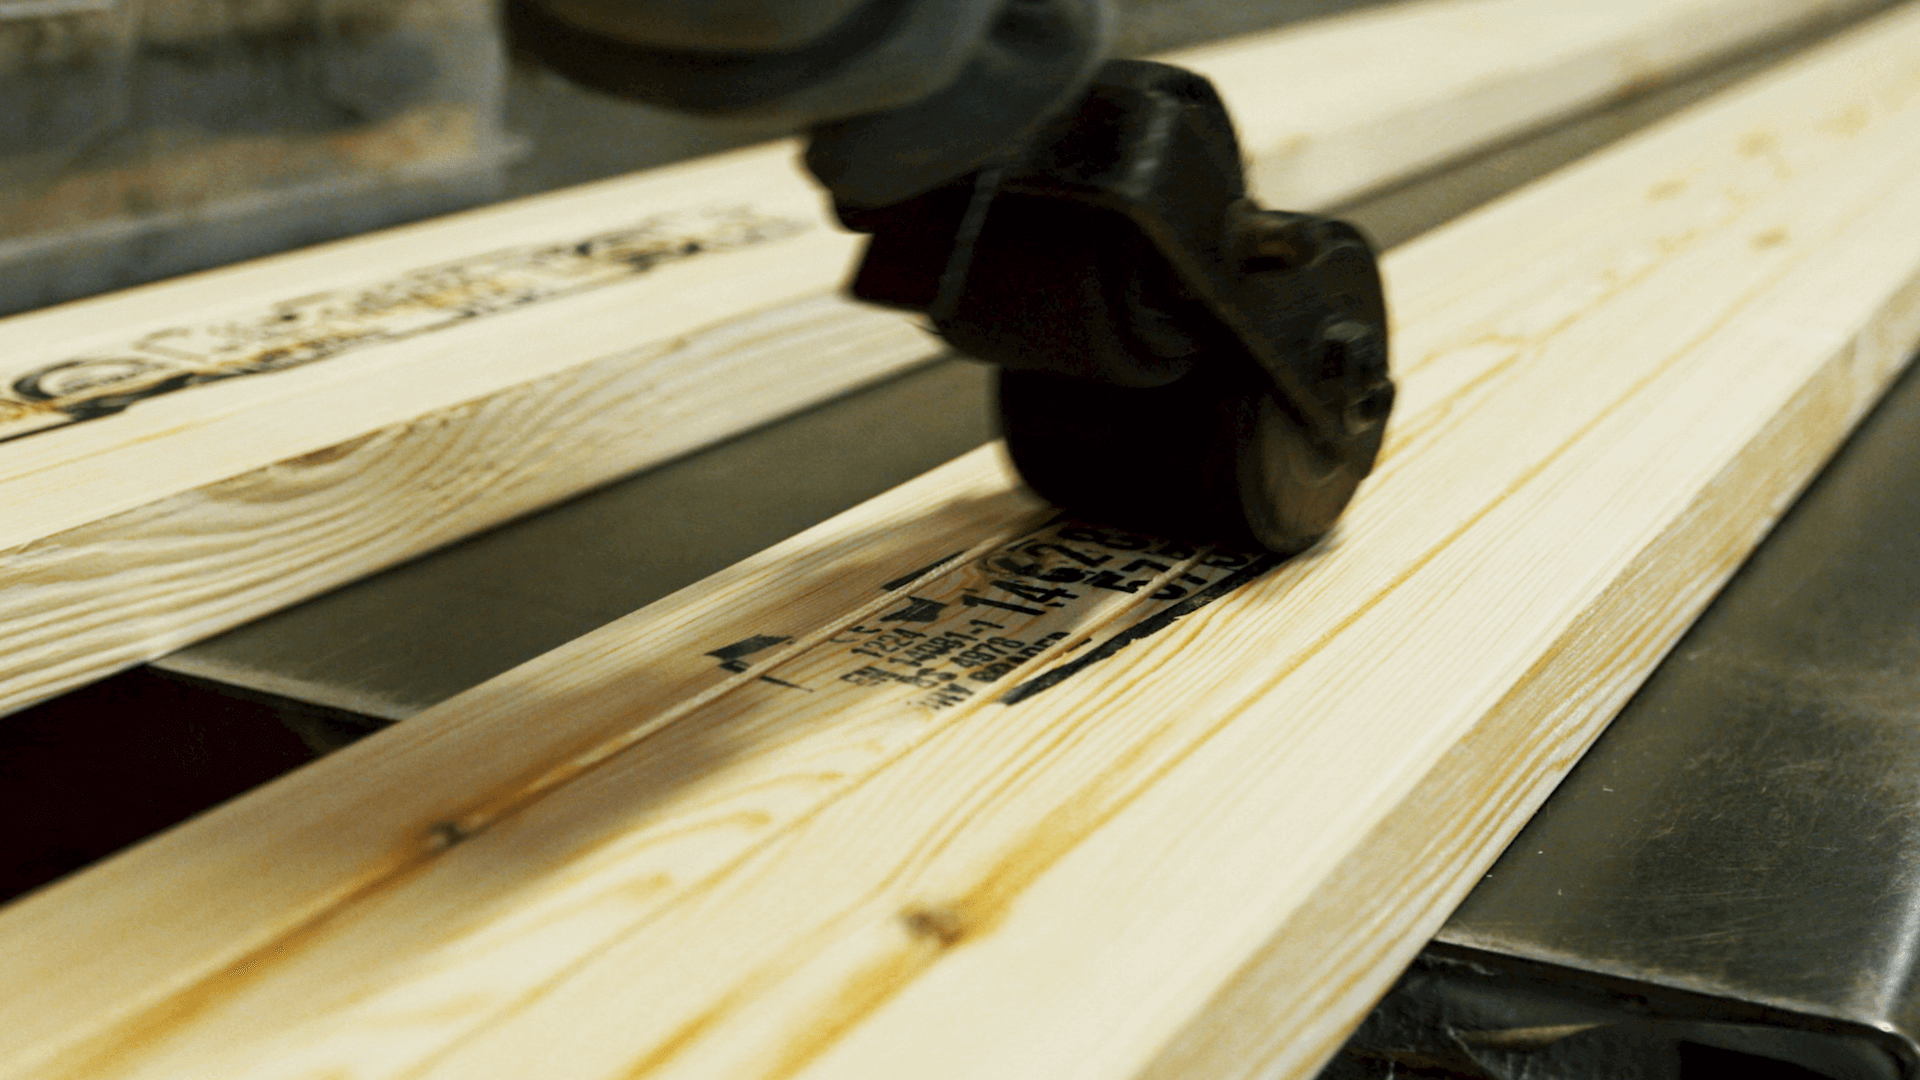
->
[0,0,1393,319]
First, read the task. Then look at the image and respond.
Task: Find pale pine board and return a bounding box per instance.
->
[9,4,1920,1078]
[1181,0,1886,207]
[0,0,1885,717]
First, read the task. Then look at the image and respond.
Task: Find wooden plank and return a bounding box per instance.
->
[9,4,1920,1077]
[1177,0,1889,207]
[0,0,1886,718]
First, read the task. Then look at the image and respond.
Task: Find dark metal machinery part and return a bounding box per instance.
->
[845,60,1393,553]
[508,4,1391,553]
[505,0,1114,210]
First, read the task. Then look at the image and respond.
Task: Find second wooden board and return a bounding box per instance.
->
[0,0,1886,717]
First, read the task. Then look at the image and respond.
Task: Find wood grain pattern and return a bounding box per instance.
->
[0,444,1051,1077]
[0,294,936,715]
[8,4,1920,1077]
[1179,0,1887,207]
[0,0,1882,717]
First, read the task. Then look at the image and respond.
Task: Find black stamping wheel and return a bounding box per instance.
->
[997,357,1382,556]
